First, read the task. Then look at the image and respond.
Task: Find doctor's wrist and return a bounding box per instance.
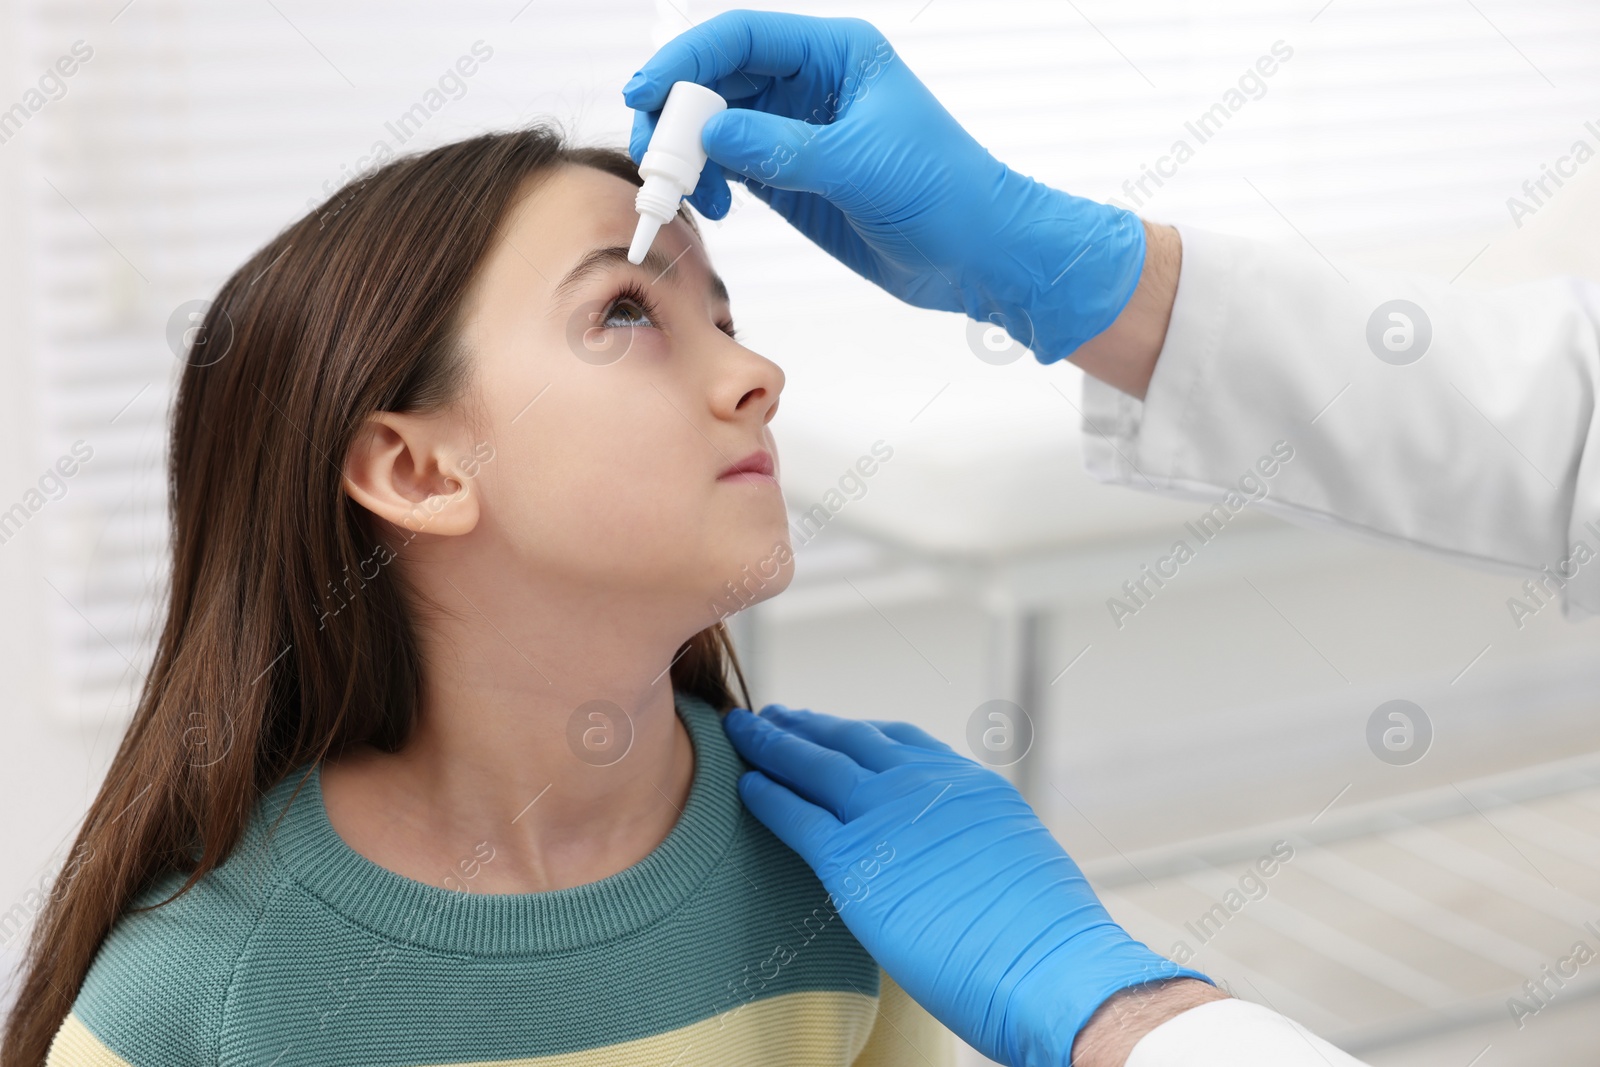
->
[1069,977,1229,1067]
[1065,220,1181,402]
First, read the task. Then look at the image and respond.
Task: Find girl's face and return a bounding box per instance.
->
[451,164,792,625]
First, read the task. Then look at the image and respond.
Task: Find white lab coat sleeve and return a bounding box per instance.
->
[1125,999,1370,1066]
[1080,223,1600,620]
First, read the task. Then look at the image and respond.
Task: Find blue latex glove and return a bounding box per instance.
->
[621,10,1146,362]
[721,705,1212,1066]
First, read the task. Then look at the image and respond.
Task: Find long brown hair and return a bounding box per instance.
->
[2,126,753,1065]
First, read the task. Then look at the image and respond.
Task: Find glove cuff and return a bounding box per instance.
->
[1004,926,1213,1067]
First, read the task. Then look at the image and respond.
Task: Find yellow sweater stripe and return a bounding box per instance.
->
[49,971,953,1067]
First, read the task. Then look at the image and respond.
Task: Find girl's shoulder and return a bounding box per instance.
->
[48,809,291,1066]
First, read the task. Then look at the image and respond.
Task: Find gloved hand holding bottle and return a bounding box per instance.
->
[720,705,1214,1066]
[621,9,1148,362]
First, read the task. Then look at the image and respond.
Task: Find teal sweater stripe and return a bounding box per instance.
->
[69,691,885,1065]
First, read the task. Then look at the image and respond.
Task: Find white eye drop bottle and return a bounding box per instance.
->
[628,81,728,264]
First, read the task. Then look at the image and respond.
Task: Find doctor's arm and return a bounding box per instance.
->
[1068,221,1600,617]
[621,5,1600,613]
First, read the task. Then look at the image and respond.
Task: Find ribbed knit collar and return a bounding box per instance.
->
[257,689,742,957]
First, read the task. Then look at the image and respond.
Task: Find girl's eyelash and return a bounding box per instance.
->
[603,280,658,325]
[601,279,740,340]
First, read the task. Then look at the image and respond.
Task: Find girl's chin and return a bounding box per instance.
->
[700,543,795,608]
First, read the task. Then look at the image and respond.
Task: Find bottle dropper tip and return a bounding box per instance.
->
[628,215,663,264]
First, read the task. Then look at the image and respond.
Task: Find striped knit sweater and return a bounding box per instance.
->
[46,690,955,1066]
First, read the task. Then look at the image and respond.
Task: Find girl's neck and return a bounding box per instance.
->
[320,598,702,895]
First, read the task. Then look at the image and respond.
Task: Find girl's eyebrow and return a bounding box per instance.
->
[551,244,730,308]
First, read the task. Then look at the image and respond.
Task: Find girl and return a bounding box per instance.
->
[4,127,950,1066]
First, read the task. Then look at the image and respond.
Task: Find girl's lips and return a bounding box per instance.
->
[720,471,779,487]
[718,449,775,480]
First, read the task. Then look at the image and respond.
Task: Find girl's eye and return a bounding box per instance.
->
[600,287,657,329]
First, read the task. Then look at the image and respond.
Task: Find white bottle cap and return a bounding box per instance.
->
[627,81,727,264]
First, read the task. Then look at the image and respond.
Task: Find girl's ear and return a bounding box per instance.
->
[341,411,481,538]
